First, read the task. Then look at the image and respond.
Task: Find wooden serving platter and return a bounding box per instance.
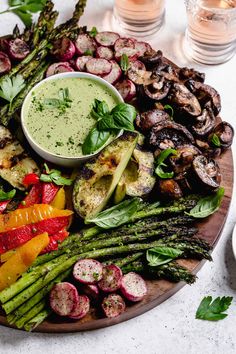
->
[0,147,233,332]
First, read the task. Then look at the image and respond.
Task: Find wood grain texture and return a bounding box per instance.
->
[0,148,233,333]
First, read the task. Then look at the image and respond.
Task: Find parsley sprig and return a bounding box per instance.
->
[42,88,72,114]
[0,75,25,111]
[0,188,16,201]
[40,164,73,186]
[196,296,233,321]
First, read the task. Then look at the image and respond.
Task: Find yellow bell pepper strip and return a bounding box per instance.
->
[50,188,66,210]
[0,233,49,291]
[0,204,73,233]
[0,249,16,263]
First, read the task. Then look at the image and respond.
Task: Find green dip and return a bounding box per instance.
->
[24,77,120,157]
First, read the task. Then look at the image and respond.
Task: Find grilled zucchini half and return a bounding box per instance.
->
[73,132,138,219]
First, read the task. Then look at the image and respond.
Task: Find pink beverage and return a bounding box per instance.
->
[114,0,165,36]
[184,0,236,64]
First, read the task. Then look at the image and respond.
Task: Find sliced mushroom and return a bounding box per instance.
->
[136,109,170,132]
[159,179,183,199]
[139,50,163,68]
[192,106,216,137]
[143,76,171,101]
[179,67,205,83]
[127,68,154,86]
[175,172,193,193]
[169,145,201,174]
[210,121,234,149]
[186,80,221,116]
[168,83,201,116]
[192,155,221,191]
[149,121,195,150]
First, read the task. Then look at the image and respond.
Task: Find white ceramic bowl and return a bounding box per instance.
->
[232,224,236,259]
[21,72,123,167]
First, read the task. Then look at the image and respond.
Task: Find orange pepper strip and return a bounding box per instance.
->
[0,249,17,263]
[0,204,73,233]
[0,232,49,291]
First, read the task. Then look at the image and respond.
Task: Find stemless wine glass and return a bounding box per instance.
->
[113,0,165,36]
[184,0,236,65]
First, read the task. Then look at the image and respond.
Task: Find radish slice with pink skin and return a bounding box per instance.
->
[75,34,97,55]
[0,52,11,74]
[102,60,122,84]
[86,58,112,76]
[98,264,122,292]
[73,259,103,284]
[120,272,147,302]
[8,38,30,60]
[82,284,99,300]
[96,46,114,60]
[75,55,93,71]
[46,62,74,77]
[95,32,120,47]
[114,37,139,60]
[102,294,126,318]
[115,79,136,102]
[135,41,153,56]
[69,295,90,320]
[50,282,79,316]
[52,38,76,61]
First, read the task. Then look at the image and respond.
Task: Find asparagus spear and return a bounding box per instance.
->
[15,299,47,329]
[24,308,52,332]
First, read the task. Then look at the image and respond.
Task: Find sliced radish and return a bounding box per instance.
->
[46,62,74,77]
[95,32,120,47]
[82,284,99,300]
[98,264,122,292]
[129,60,146,72]
[102,60,122,84]
[75,34,97,55]
[135,41,153,57]
[96,46,113,60]
[0,51,11,74]
[75,55,93,71]
[114,37,138,60]
[102,294,126,318]
[69,295,90,320]
[50,282,79,316]
[115,79,136,102]
[73,259,103,284]
[8,38,30,60]
[52,38,76,61]
[120,272,147,302]
[86,58,112,76]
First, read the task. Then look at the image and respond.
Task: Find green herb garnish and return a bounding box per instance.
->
[84,49,93,56]
[89,26,98,37]
[42,88,72,114]
[211,133,221,147]
[82,127,111,155]
[120,54,130,72]
[0,75,25,111]
[196,296,233,321]
[0,188,16,201]
[40,163,73,186]
[164,104,174,118]
[155,148,177,179]
[146,246,183,267]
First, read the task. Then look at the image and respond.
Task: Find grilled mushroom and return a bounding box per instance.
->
[192,155,221,191]
[159,179,183,199]
[191,106,216,137]
[168,83,201,116]
[139,50,163,68]
[136,109,170,132]
[209,121,234,149]
[179,67,205,83]
[169,145,201,174]
[143,76,171,101]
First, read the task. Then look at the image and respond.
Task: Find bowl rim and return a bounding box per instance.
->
[232,224,236,259]
[21,71,124,161]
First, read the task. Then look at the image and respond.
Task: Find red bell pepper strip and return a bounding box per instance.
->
[42,183,60,204]
[0,201,9,214]
[23,173,40,187]
[41,229,69,254]
[19,183,42,209]
[0,216,70,254]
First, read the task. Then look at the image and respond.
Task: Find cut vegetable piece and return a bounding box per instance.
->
[69,295,90,320]
[41,229,69,254]
[75,55,92,71]
[50,282,79,316]
[50,188,66,210]
[52,37,76,61]
[86,58,112,76]
[0,233,49,291]
[120,272,147,302]
[95,32,120,47]
[102,293,126,318]
[82,284,99,300]
[96,46,114,60]
[75,34,97,55]
[0,51,11,74]
[8,39,30,60]
[19,183,42,208]
[134,41,152,56]
[114,180,126,204]
[128,60,146,72]
[98,264,122,292]
[115,79,136,102]
[42,183,60,204]
[102,60,122,84]
[114,38,139,60]
[0,200,9,214]
[73,132,138,219]
[46,62,74,77]
[73,259,103,284]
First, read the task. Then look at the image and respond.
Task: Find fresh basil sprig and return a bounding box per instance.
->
[146,246,183,267]
[155,148,177,179]
[0,75,25,111]
[89,26,98,37]
[196,296,233,321]
[42,88,72,114]
[85,198,140,229]
[186,187,224,218]
[82,128,111,155]
[120,54,130,72]
[211,133,221,147]
[40,163,73,186]
[0,188,16,201]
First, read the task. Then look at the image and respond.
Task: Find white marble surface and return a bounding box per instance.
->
[0,0,236,353]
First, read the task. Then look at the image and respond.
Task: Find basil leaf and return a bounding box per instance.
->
[120,54,130,72]
[155,165,174,179]
[147,246,183,267]
[92,99,110,119]
[111,103,136,131]
[40,164,73,186]
[89,26,98,37]
[186,187,224,218]
[196,296,233,321]
[97,114,117,131]
[43,98,61,109]
[82,127,111,155]
[85,198,140,229]
[211,133,221,147]
[157,148,177,165]
[155,148,177,179]
[0,188,16,201]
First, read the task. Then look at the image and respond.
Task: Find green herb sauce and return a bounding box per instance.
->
[25,77,120,157]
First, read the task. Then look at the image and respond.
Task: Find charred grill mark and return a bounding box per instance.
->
[9,151,28,168]
[81,167,95,180]
[0,137,13,149]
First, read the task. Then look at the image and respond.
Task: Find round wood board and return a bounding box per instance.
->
[0,148,233,332]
